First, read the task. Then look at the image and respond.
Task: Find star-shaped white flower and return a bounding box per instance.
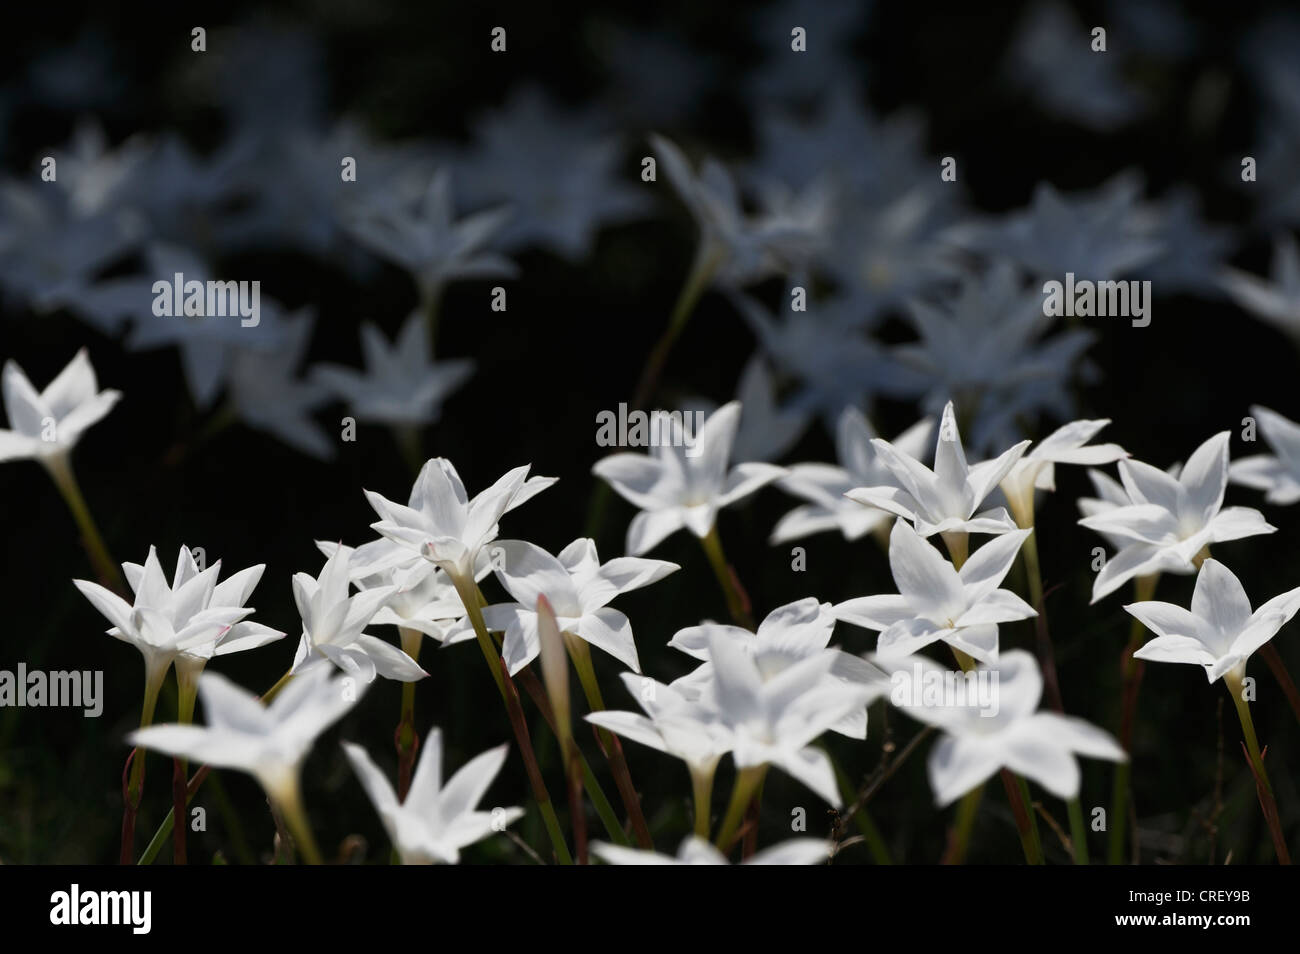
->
[1219,234,1300,339]
[592,401,785,555]
[316,542,466,644]
[1230,405,1300,505]
[1126,558,1300,683]
[999,418,1127,527]
[846,401,1029,538]
[311,310,473,429]
[591,835,830,866]
[75,546,257,687]
[444,538,677,675]
[0,349,120,464]
[1078,432,1275,602]
[875,650,1126,806]
[667,598,889,740]
[130,666,365,806]
[365,458,556,585]
[290,545,424,684]
[833,520,1036,665]
[772,408,933,543]
[343,729,523,864]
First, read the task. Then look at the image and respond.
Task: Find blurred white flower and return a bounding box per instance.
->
[0,349,120,464]
[344,729,522,864]
[592,835,830,865]
[1231,405,1300,504]
[1219,234,1300,339]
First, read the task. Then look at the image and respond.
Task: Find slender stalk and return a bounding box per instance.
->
[121,658,168,864]
[565,636,653,848]
[691,765,716,839]
[700,526,754,629]
[1224,671,1291,864]
[1067,797,1090,865]
[172,661,201,866]
[631,243,723,410]
[1002,770,1043,864]
[44,453,124,594]
[742,774,765,858]
[1020,530,1064,712]
[715,764,767,853]
[942,786,984,864]
[453,574,572,864]
[274,776,323,866]
[1260,643,1300,728]
[1109,572,1159,865]
[395,627,422,802]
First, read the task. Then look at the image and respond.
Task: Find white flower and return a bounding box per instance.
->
[592,835,830,865]
[1219,234,1300,339]
[875,650,1126,806]
[0,349,120,464]
[343,730,523,864]
[1230,405,1300,504]
[311,310,473,428]
[999,419,1127,526]
[592,401,784,555]
[586,673,732,782]
[444,538,677,675]
[1127,559,1300,683]
[316,542,465,644]
[700,632,873,805]
[834,520,1035,665]
[1078,432,1275,602]
[74,546,256,685]
[668,598,889,739]
[129,666,364,806]
[846,401,1029,538]
[290,545,424,684]
[365,458,556,585]
[772,408,933,543]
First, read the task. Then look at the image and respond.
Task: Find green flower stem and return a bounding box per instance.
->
[565,636,654,848]
[1002,770,1044,865]
[274,777,323,865]
[742,773,765,858]
[631,243,724,410]
[1067,797,1090,865]
[1225,671,1292,864]
[44,453,124,594]
[1109,572,1159,865]
[173,664,201,867]
[454,574,573,865]
[942,786,984,864]
[691,766,716,839]
[700,527,754,629]
[1020,529,1064,712]
[1260,643,1300,728]
[715,764,767,853]
[136,667,294,865]
[121,659,168,864]
[396,627,422,803]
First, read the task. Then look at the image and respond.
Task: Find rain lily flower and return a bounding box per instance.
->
[1078,432,1275,602]
[290,545,424,684]
[343,170,518,311]
[130,666,366,864]
[0,348,120,466]
[311,310,474,428]
[999,419,1127,528]
[444,538,677,675]
[668,598,890,740]
[845,401,1029,552]
[592,401,785,556]
[74,546,256,706]
[343,729,523,864]
[1219,234,1300,340]
[772,408,933,544]
[592,835,830,865]
[1126,558,1300,683]
[876,650,1126,806]
[725,355,810,464]
[317,542,466,645]
[834,520,1036,665]
[1230,405,1300,504]
[365,457,556,589]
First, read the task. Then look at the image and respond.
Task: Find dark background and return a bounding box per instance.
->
[1,0,1299,864]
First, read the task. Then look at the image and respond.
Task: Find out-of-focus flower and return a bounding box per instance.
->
[1231,405,1300,504]
[0,349,120,464]
[343,729,522,864]
[592,835,831,865]
[1219,234,1300,339]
